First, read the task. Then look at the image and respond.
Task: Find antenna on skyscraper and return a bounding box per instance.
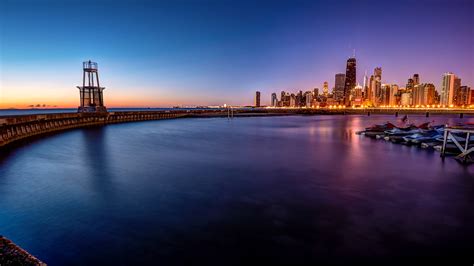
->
[353,49,356,58]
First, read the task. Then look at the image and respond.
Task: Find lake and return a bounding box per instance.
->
[0,115,473,265]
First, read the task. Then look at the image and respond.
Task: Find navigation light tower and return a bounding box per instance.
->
[77,60,107,112]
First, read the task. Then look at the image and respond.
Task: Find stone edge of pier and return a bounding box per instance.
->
[0,236,46,265]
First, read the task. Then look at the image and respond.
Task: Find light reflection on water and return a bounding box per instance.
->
[0,114,473,265]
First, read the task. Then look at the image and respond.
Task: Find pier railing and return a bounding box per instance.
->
[441,126,474,163]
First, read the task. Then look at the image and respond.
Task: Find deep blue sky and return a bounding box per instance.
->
[0,0,473,107]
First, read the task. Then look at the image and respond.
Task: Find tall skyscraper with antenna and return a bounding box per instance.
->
[343,57,356,106]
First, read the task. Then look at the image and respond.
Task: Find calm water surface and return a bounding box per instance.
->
[0,115,473,265]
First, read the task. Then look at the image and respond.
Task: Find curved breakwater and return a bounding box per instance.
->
[0,111,190,147]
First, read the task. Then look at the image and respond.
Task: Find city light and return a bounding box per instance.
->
[266,65,472,109]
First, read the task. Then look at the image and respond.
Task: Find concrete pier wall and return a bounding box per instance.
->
[0,111,192,147]
[0,236,46,265]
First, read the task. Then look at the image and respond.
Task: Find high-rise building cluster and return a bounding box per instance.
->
[266,57,473,108]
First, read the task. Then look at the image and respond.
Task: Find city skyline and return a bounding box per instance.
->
[1,0,473,108]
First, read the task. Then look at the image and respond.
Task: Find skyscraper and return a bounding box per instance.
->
[281,91,290,107]
[368,75,375,105]
[413,83,436,106]
[305,91,313,107]
[334,73,345,102]
[323,81,329,97]
[440,73,457,106]
[412,84,424,106]
[372,67,382,106]
[424,84,436,106]
[400,92,412,106]
[363,70,369,100]
[271,93,278,107]
[452,77,462,106]
[255,91,261,107]
[290,93,296,107]
[455,85,470,106]
[406,78,414,92]
[343,57,356,106]
[389,84,399,106]
[381,84,391,106]
[313,88,319,98]
[374,67,382,79]
[413,74,420,86]
[297,90,304,107]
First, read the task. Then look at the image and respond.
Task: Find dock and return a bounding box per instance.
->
[441,125,474,163]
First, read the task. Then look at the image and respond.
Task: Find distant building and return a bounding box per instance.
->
[326,97,338,106]
[455,85,471,106]
[363,70,369,100]
[305,91,313,107]
[255,91,261,107]
[368,75,375,106]
[313,88,319,98]
[343,57,356,106]
[412,83,436,106]
[334,73,345,102]
[280,91,289,107]
[381,84,391,106]
[323,81,329,97]
[297,90,304,107]
[440,72,457,106]
[290,93,296,107]
[413,74,420,86]
[406,78,414,92]
[352,84,363,106]
[424,84,436,106]
[271,93,278,107]
[389,84,399,106]
[412,84,424,106]
[373,67,382,106]
[401,93,412,106]
[469,89,474,105]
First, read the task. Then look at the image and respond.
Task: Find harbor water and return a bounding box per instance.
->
[0,115,473,265]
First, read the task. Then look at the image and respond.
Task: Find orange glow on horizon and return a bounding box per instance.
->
[0,91,219,109]
[0,84,203,109]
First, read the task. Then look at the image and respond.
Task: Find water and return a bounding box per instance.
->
[0,115,473,265]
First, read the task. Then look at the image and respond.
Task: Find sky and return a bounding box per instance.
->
[0,0,473,108]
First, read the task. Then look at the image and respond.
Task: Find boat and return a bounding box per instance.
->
[362,122,396,138]
[402,129,443,144]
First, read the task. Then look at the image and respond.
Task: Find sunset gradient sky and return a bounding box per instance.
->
[0,0,473,108]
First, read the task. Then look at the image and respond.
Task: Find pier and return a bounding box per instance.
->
[441,126,474,163]
[0,236,46,265]
[0,111,188,147]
